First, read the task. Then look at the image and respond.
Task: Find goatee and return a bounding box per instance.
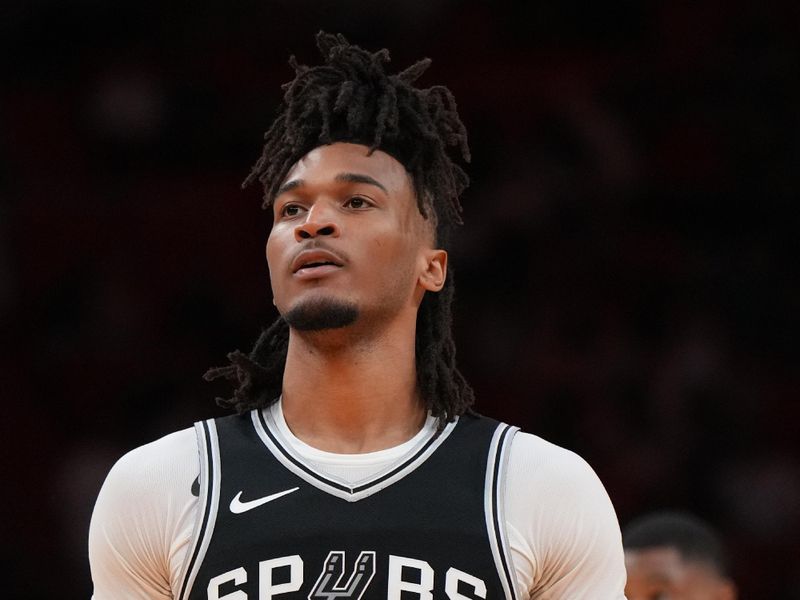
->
[284,297,359,331]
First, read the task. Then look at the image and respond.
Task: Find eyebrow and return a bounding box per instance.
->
[334,172,388,193]
[275,172,388,197]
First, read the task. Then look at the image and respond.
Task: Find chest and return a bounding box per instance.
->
[181,412,518,600]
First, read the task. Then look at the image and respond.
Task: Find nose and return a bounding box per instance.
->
[294,204,340,241]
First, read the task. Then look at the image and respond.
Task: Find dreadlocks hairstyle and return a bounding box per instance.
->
[204,31,474,425]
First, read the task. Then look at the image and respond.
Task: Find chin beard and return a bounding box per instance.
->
[283,297,359,332]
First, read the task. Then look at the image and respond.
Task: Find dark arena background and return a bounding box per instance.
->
[2,2,798,598]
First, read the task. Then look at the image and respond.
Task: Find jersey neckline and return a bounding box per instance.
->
[269,397,440,465]
[250,404,458,502]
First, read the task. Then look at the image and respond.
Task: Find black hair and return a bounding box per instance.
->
[204,32,474,425]
[623,511,731,577]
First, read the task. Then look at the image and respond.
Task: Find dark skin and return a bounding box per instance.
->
[266,142,447,453]
[625,547,737,600]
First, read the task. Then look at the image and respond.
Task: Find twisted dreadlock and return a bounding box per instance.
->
[204,32,474,425]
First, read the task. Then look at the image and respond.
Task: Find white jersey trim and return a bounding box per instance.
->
[485,422,521,600]
[177,419,221,600]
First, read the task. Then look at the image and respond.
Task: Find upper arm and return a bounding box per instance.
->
[89,428,198,600]
[504,433,626,600]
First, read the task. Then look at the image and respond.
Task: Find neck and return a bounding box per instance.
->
[280,311,427,453]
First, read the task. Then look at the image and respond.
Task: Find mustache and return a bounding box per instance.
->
[292,240,349,264]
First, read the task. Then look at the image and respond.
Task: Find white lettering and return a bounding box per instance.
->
[445,567,487,600]
[387,555,434,600]
[208,566,248,600]
[259,554,303,600]
[207,553,487,600]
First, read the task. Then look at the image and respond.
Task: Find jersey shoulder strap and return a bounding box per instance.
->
[484,419,521,600]
[176,419,222,600]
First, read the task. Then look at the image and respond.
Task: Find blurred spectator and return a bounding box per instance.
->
[624,511,737,600]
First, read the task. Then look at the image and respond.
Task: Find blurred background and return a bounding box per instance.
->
[1,1,798,597]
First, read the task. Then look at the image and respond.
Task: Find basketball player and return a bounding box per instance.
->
[89,33,626,599]
[624,511,737,600]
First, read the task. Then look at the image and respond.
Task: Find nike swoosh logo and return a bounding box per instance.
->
[229,487,300,514]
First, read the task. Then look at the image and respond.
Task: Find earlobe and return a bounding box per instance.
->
[420,249,447,292]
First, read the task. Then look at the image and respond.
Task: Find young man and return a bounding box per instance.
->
[624,511,737,600]
[89,33,626,599]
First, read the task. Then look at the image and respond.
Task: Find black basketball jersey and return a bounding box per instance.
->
[177,409,520,600]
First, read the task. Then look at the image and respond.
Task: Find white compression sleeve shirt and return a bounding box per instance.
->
[89,403,626,599]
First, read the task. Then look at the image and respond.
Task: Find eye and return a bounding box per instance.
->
[345,196,371,209]
[280,203,303,217]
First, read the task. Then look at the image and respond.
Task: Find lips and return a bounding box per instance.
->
[291,249,345,274]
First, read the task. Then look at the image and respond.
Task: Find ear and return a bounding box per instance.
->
[418,249,447,292]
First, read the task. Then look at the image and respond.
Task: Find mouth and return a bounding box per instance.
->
[291,249,345,276]
[295,261,341,273]
[293,262,343,280]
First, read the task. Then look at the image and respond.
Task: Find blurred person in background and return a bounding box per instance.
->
[624,511,737,600]
[88,32,626,599]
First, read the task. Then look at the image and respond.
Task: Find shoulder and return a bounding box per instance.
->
[503,431,626,599]
[99,427,198,503]
[506,431,606,499]
[91,426,199,541]
[89,427,200,597]
[504,429,619,530]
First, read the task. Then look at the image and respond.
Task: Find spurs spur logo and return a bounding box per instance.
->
[308,551,376,600]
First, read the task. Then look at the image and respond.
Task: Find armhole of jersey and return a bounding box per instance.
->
[176,419,221,600]
[485,423,521,600]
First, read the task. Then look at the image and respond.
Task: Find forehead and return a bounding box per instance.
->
[625,547,723,591]
[625,547,686,582]
[282,142,412,199]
